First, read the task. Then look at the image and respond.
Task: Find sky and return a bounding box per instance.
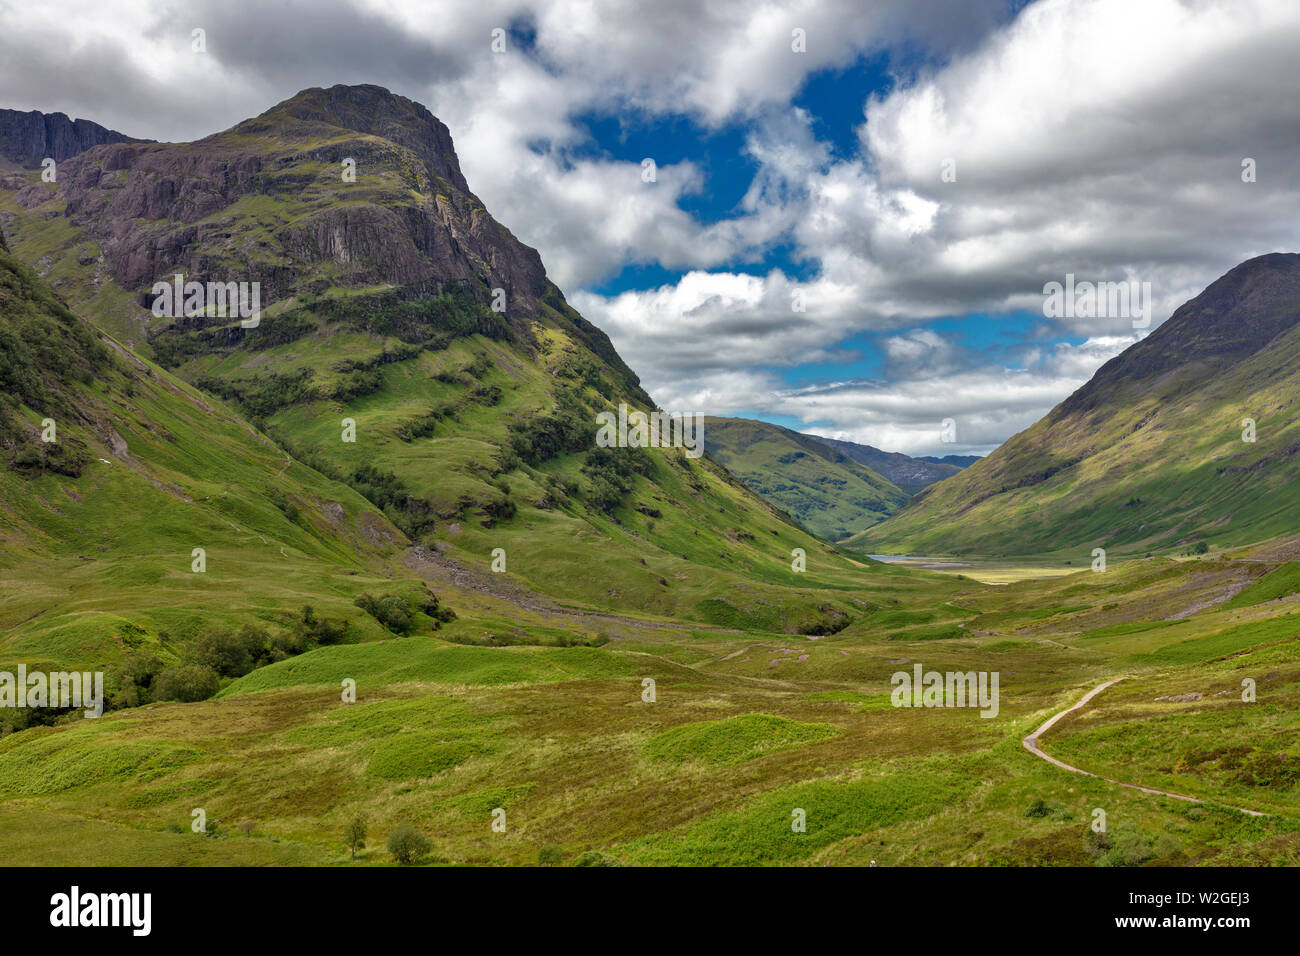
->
[3,0,1300,455]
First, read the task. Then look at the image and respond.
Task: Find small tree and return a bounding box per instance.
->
[387,823,431,865]
[344,815,368,860]
[537,845,564,866]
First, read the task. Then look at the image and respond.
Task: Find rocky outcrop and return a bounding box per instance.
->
[0,109,140,167]
[8,85,549,318]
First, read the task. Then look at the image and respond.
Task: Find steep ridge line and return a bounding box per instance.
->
[1022,677,1266,817]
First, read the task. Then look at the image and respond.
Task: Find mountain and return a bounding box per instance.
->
[703,417,907,540]
[918,454,980,468]
[853,253,1300,557]
[0,231,420,714]
[810,436,969,495]
[0,85,884,637]
[0,108,141,169]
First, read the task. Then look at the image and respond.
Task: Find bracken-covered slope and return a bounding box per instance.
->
[0,85,886,634]
[703,416,907,540]
[853,253,1300,557]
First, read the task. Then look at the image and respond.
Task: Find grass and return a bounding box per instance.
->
[643,714,840,766]
[1,95,1299,867]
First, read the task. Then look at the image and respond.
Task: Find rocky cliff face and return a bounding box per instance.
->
[0,109,139,168]
[7,85,549,320]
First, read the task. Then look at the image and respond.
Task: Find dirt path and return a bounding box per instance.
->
[1023,677,1266,817]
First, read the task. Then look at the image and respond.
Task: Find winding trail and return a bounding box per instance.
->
[1022,677,1266,817]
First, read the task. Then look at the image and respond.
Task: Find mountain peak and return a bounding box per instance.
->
[244,84,469,193]
[9,84,550,320]
[1059,251,1300,416]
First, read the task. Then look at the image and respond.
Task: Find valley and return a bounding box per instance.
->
[0,86,1296,868]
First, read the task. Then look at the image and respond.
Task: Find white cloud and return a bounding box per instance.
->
[3,0,1300,455]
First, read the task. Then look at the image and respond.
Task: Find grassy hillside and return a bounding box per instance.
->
[855,254,1300,558]
[0,242,429,723]
[703,417,907,540]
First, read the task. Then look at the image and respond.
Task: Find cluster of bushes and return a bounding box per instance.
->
[194,368,320,420]
[324,341,426,402]
[0,252,113,477]
[150,313,317,367]
[510,394,591,466]
[332,344,421,375]
[354,588,455,635]
[347,463,437,539]
[6,430,91,477]
[260,430,439,542]
[108,607,350,707]
[327,288,508,346]
[395,404,455,442]
[330,367,385,401]
[469,383,502,405]
[386,823,432,864]
[267,489,300,522]
[394,385,502,444]
[1085,823,1181,866]
[581,445,650,512]
[553,353,613,398]
[1178,744,1300,788]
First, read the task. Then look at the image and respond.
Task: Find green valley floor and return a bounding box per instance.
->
[1,542,1297,866]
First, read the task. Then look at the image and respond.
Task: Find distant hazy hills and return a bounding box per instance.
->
[703,418,906,540]
[810,437,968,495]
[703,417,977,541]
[857,253,1300,557]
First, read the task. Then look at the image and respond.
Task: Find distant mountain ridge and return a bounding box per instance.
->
[703,417,908,541]
[918,453,980,468]
[811,436,970,495]
[0,108,142,169]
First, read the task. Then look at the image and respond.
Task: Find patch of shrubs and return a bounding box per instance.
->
[537,845,564,866]
[195,368,320,419]
[106,607,351,708]
[395,404,454,442]
[509,392,591,466]
[581,445,650,512]
[152,663,221,703]
[572,850,618,867]
[331,344,421,375]
[387,823,432,864]
[268,489,300,522]
[1085,823,1180,867]
[348,463,437,539]
[331,367,385,401]
[329,289,506,346]
[354,588,456,635]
